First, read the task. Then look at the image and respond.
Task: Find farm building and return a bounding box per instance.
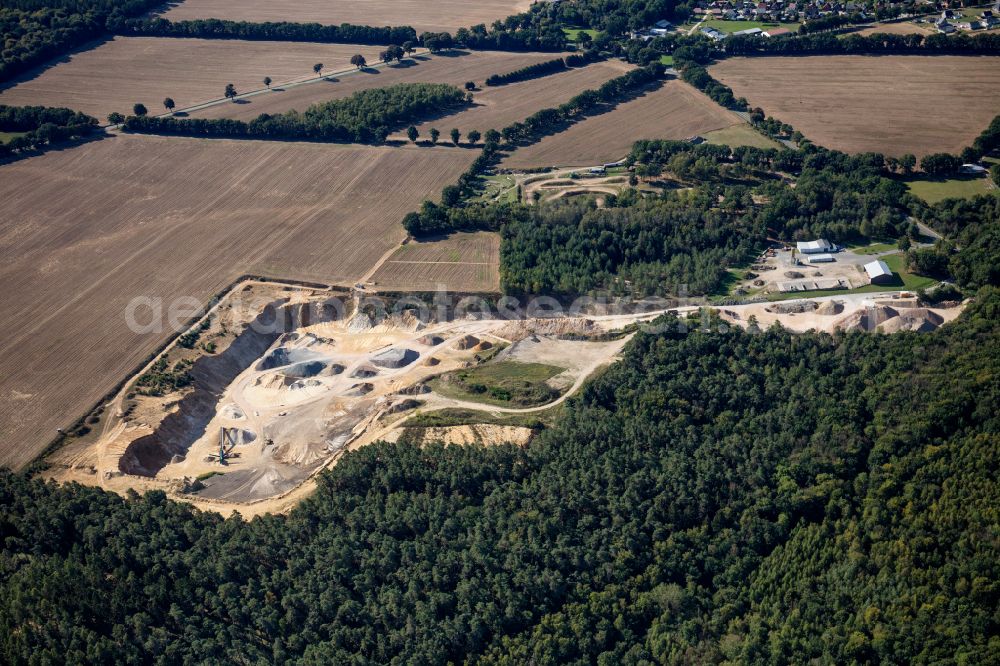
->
[732,27,764,37]
[960,163,988,174]
[797,239,834,254]
[808,253,835,263]
[865,260,895,285]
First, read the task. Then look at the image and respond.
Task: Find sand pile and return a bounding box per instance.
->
[878,308,944,333]
[835,305,899,331]
[815,301,844,316]
[767,301,817,314]
[371,347,418,369]
[418,334,445,346]
[455,335,480,350]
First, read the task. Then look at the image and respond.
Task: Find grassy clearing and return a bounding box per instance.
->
[850,241,897,255]
[906,175,995,204]
[0,131,27,144]
[403,406,562,429]
[703,124,783,150]
[429,361,565,407]
[881,253,937,291]
[659,54,674,66]
[702,19,800,33]
[563,27,599,42]
[473,174,518,203]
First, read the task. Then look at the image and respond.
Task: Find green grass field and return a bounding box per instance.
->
[0,131,27,144]
[703,124,783,150]
[702,19,800,33]
[659,54,674,66]
[429,361,565,408]
[850,242,897,255]
[563,27,599,42]
[905,175,995,204]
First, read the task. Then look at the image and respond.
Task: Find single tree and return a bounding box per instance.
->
[313,63,323,76]
[224,83,237,102]
[379,50,390,63]
[900,153,917,174]
[163,97,175,114]
[132,103,147,117]
[464,81,476,91]
[402,41,416,55]
[407,126,419,143]
[429,128,440,145]
[351,54,367,69]
[450,128,460,145]
[484,129,500,144]
[467,130,481,145]
[263,76,272,88]
[107,112,125,125]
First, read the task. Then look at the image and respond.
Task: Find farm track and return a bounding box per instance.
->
[190,50,572,122]
[0,37,387,121]
[0,135,475,470]
[710,55,1000,157]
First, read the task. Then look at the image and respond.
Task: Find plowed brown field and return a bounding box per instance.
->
[709,55,1000,156]
[370,232,501,292]
[191,50,569,122]
[0,134,474,469]
[160,0,533,35]
[501,79,744,168]
[0,37,385,120]
[390,60,636,140]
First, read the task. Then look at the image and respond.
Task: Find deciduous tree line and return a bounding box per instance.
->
[0,104,99,160]
[122,83,467,144]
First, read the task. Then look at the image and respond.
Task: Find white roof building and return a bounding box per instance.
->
[796,239,834,254]
[808,253,835,263]
[865,260,894,284]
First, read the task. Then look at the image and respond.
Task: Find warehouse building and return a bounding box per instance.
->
[864,260,895,285]
[796,239,834,254]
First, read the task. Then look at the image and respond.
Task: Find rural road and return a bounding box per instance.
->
[105,48,431,128]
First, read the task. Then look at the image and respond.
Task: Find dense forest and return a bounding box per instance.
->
[123,83,467,144]
[2,287,998,663]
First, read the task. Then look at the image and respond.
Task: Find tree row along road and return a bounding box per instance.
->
[105,47,431,128]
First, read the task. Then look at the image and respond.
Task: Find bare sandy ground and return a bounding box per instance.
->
[160,0,533,35]
[710,55,1000,157]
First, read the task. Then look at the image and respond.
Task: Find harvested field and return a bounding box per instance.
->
[501,80,744,169]
[371,232,501,292]
[709,55,1000,157]
[0,37,385,121]
[850,21,934,37]
[191,50,568,122]
[390,60,636,140]
[161,0,533,37]
[0,134,474,470]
